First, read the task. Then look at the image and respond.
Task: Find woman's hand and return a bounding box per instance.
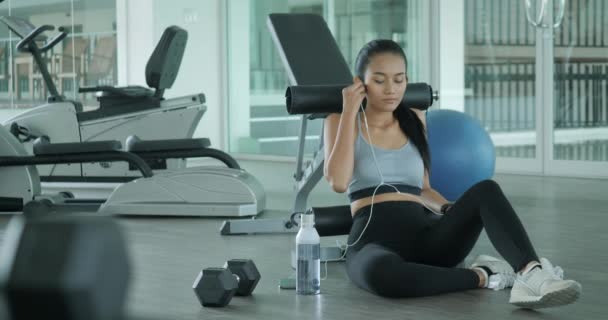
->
[342,76,366,115]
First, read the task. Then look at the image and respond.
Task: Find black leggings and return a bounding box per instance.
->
[345,179,539,298]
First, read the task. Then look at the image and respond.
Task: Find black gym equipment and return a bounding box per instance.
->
[0,214,131,320]
[285,82,437,115]
[192,259,261,307]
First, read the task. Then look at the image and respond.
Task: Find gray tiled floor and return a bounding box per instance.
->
[1,174,606,319]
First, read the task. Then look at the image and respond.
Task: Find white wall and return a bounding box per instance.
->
[226,0,250,151]
[117,0,225,148]
[153,0,225,147]
[116,0,154,87]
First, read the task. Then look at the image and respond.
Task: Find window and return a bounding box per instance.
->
[464,0,538,158]
[0,0,117,118]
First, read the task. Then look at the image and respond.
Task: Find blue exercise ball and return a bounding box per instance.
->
[426,109,496,202]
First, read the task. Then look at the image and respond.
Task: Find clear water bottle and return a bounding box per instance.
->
[295,212,321,295]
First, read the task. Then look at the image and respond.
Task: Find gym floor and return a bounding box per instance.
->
[0,174,606,320]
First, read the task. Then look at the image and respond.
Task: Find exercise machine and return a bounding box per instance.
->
[0,15,206,181]
[0,124,265,217]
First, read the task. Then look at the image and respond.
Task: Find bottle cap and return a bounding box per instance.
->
[300,212,315,227]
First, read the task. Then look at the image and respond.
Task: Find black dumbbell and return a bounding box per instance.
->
[192,259,261,307]
[0,214,131,320]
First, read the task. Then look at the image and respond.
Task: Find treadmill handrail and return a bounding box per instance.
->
[0,151,154,178]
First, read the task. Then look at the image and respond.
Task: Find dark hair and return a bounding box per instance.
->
[354,39,431,173]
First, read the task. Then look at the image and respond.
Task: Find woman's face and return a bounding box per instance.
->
[363,53,407,112]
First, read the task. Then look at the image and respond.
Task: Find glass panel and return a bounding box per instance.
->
[9,1,72,109]
[333,0,429,81]
[553,0,608,162]
[0,3,14,114]
[229,0,430,157]
[72,0,118,109]
[464,0,537,158]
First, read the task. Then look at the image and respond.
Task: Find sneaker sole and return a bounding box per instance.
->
[509,282,581,309]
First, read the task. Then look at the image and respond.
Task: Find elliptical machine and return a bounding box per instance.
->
[0,123,266,217]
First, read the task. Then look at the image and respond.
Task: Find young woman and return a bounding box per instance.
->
[323,39,581,309]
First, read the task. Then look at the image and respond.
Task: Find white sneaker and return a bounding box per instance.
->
[509,257,581,309]
[470,254,516,290]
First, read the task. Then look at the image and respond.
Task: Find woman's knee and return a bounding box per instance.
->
[473,179,500,191]
[469,179,503,199]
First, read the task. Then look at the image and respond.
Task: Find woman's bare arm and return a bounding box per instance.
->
[323,77,366,193]
[323,111,358,193]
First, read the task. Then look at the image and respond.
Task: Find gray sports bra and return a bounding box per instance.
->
[347,113,425,202]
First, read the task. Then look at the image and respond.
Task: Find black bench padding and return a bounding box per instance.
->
[310,206,353,237]
[125,136,211,152]
[33,140,122,156]
[286,83,435,115]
